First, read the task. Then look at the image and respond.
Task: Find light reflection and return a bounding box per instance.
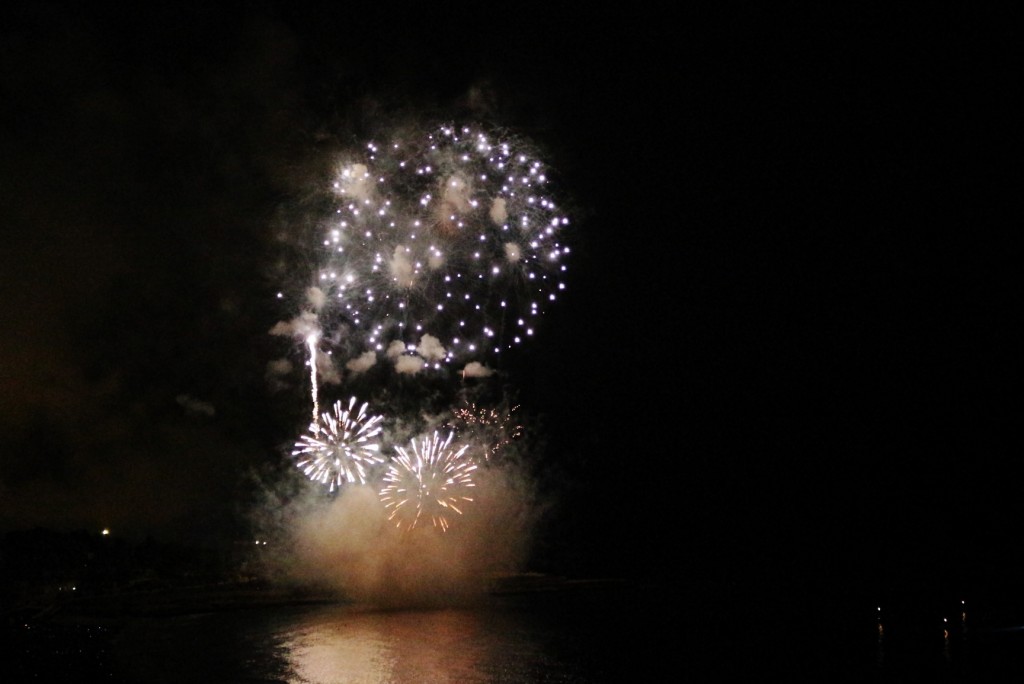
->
[873,596,976,673]
[943,617,952,663]
[280,604,521,683]
[961,599,967,639]
[876,604,885,669]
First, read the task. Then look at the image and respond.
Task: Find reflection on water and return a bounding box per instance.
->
[866,593,1024,681]
[111,585,657,683]
[63,583,1024,682]
[281,604,559,683]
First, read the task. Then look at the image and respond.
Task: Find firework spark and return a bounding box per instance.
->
[292,397,385,492]
[379,430,477,531]
[311,122,571,369]
[447,402,523,463]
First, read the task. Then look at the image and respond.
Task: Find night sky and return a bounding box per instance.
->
[1,4,1017,595]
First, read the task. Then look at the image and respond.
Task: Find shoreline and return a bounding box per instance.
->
[4,572,637,626]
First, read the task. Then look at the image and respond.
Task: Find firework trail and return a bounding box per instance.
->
[306,332,321,427]
[379,430,477,532]
[291,397,385,492]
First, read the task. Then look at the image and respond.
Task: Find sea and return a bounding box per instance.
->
[5,577,1024,682]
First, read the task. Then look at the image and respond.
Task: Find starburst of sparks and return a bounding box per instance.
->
[291,397,385,492]
[447,402,523,463]
[311,122,571,367]
[379,430,477,532]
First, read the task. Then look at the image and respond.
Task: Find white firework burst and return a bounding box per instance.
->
[291,397,384,491]
[311,122,571,365]
[379,430,477,531]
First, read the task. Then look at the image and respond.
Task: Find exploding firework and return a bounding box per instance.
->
[291,397,385,492]
[269,120,572,551]
[447,402,523,464]
[310,122,571,371]
[379,430,477,531]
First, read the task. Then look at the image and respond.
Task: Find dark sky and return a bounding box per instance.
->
[1,3,1017,590]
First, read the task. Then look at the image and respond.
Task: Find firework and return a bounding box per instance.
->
[312,123,571,369]
[291,397,385,492]
[447,402,523,463]
[379,430,477,531]
[306,331,321,426]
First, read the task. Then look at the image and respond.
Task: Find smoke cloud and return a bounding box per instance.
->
[249,451,542,609]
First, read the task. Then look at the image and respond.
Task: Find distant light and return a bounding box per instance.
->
[101,528,110,536]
